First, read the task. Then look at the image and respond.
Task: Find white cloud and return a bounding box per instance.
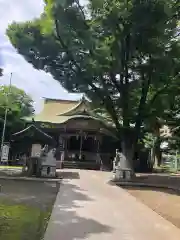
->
[0,0,81,113]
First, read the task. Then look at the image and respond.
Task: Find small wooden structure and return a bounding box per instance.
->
[11,124,56,177]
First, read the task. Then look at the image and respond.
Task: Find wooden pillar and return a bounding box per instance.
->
[96,135,103,170]
[79,130,87,160]
[64,136,68,160]
[79,131,83,160]
[59,135,67,168]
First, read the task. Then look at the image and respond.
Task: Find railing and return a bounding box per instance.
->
[162,153,180,171]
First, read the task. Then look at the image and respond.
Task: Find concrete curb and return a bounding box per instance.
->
[108,179,180,193]
[0,175,62,183]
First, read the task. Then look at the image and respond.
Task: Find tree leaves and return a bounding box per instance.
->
[0,86,34,138]
[6,0,180,140]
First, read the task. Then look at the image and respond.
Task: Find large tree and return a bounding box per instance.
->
[7,0,180,173]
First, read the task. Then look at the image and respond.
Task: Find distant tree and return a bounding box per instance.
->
[0,49,3,76]
[0,85,34,139]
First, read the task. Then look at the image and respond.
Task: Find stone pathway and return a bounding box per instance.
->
[44,170,180,240]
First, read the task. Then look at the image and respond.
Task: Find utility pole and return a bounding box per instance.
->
[0,73,12,163]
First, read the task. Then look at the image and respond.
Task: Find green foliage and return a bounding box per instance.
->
[143,133,156,149]
[0,201,50,240]
[0,85,34,138]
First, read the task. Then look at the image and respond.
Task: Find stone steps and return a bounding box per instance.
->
[62,161,100,170]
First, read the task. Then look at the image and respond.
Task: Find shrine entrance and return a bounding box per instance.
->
[67,135,98,161]
[60,130,101,169]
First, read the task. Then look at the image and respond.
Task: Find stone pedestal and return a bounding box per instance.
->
[41,166,56,178]
[41,148,57,178]
[112,166,134,182]
[60,151,65,168]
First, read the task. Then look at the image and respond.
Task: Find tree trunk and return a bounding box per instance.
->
[153,137,162,168]
[151,146,157,168]
[137,149,153,173]
[133,69,152,164]
[121,134,134,171]
[155,136,162,167]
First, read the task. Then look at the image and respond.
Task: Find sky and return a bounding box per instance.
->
[0,0,81,112]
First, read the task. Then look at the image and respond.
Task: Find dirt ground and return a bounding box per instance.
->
[124,186,180,229]
[0,178,59,240]
[136,173,180,187]
[0,179,59,208]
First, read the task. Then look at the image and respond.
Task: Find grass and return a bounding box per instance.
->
[0,201,51,240]
[0,166,23,177]
[154,165,180,174]
[0,179,59,240]
[0,166,22,169]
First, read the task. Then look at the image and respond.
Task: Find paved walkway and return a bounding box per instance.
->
[44,170,180,240]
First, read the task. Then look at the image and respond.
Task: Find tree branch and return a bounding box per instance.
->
[74,0,86,21]
[134,64,152,146]
[109,72,122,93]
[148,84,169,107]
[54,16,121,132]
[54,19,82,73]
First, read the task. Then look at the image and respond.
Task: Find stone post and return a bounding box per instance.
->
[59,136,66,169]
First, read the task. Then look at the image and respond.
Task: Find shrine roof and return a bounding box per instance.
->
[22,98,117,138]
[11,124,56,144]
[24,114,107,125]
[12,124,53,139]
[23,97,96,124]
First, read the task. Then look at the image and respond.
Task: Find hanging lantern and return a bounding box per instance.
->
[59,136,63,144]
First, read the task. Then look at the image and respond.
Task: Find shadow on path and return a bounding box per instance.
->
[47,180,113,240]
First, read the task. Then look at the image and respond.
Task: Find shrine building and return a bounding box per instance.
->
[23,97,118,170]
